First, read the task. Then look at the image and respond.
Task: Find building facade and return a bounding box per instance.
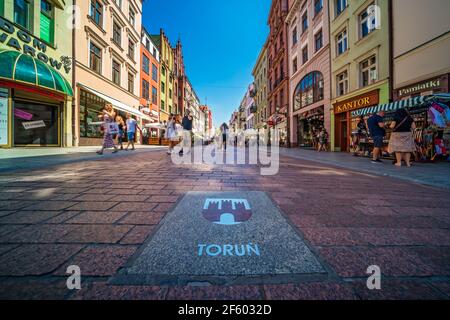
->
[252,41,268,133]
[151,29,173,124]
[140,27,160,137]
[286,0,331,148]
[73,0,146,146]
[329,0,390,152]
[173,40,185,116]
[392,0,450,100]
[244,84,256,130]
[1,0,74,148]
[267,0,290,147]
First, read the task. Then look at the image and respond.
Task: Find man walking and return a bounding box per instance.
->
[125,113,141,151]
[180,109,193,155]
[367,111,386,163]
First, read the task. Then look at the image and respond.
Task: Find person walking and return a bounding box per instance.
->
[317,128,328,152]
[116,115,125,150]
[367,111,386,163]
[97,104,119,155]
[388,108,416,167]
[124,113,141,151]
[166,114,183,154]
[179,110,193,155]
[220,123,229,151]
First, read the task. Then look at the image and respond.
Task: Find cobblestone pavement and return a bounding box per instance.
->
[0,149,449,300]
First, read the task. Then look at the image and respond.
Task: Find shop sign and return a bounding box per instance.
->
[334,90,379,114]
[0,89,8,145]
[0,16,71,74]
[397,78,441,98]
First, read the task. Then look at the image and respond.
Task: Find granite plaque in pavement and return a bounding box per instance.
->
[113,191,325,285]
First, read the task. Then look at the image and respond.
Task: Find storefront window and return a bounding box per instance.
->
[293,71,324,111]
[14,102,59,146]
[79,90,105,139]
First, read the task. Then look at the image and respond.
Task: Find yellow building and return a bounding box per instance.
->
[1,0,73,148]
[329,0,390,152]
[252,41,268,132]
[151,29,174,124]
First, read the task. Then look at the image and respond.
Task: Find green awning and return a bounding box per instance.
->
[0,50,73,97]
[351,96,427,117]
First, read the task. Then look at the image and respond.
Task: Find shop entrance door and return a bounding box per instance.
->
[340,119,348,152]
[13,101,60,147]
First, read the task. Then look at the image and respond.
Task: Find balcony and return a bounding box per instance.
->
[250,104,258,114]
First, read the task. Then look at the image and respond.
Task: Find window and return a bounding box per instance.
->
[169,89,172,99]
[161,66,166,76]
[314,0,323,16]
[360,55,377,87]
[336,29,348,55]
[336,0,347,16]
[152,86,157,105]
[336,71,348,96]
[14,0,31,30]
[161,100,165,111]
[112,22,121,46]
[129,7,136,27]
[301,12,308,33]
[89,42,102,74]
[39,0,54,44]
[315,29,323,52]
[90,0,103,27]
[142,79,149,100]
[302,46,308,64]
[152,64,158,82]
[128,39,135,60]
[142,54,150,75]
[128,73,134,93]
[292,27,298,46]
[114,0,122,9]
[293,57,298,73]
[161,82,165,93]
[293,71,324,110]
[112,60,120,85]
[360,4,376,38]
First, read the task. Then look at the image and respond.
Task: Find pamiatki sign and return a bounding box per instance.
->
[113,192,325,285]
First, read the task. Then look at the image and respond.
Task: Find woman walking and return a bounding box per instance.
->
[97,104,119,155]
[116,115,125,150]
[220,123,229,150]
[166,115,183,154]
[388,108,416,167]
[317,128,329,152]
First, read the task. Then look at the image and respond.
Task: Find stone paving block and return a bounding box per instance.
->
[22,201,78,211]
[55,246,137,276]
[351,280,444,300]
[66,211,127,224]
[111,202,158,212]
[0,200,37,211]
[0,279,69,300]
[166,285,264,300]
[71,194,116,202]
[430,282,450,298]
[118,212,165,225]
[58,224,133,244]
[71,282,167,300]
[0,211,62,224]
[120,226,155,245]
[264,282,358,300]
[0,224,70,243]
[44,211,82,224]
[66,201,119,211]
[0,244,19,256]
[147,195,180,203]
[0,244,83,276]
[319,247,437,277]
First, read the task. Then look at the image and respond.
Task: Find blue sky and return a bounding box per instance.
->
[142,0,271,127]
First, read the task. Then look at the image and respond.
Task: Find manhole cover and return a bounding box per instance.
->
[113,191,325,285]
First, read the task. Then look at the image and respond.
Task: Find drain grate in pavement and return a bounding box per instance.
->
[112,191,326,285]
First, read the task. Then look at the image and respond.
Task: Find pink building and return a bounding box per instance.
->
[286,0,331,148]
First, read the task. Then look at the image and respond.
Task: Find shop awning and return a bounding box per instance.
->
[428,93,450,101]
[351,96,427,117]
[78,84,150,120]
[0,50,73,96]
